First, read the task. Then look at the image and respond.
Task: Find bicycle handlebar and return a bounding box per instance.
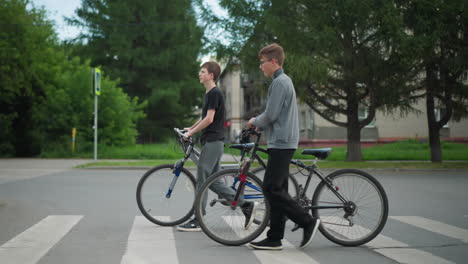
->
[173,128,191,141]
[240,128,262,144]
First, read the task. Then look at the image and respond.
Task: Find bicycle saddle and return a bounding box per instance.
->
[229,143,255,151]
[301,148,332,160]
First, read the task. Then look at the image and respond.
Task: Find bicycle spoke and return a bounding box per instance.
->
[312,170,388,246]
[195,170,269,246]
[137,165,196,226]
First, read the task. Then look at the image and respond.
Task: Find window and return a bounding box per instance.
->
[309,110,314,130]
[434,108,449,128]
[358,107,375,127]
[300,111,307,131]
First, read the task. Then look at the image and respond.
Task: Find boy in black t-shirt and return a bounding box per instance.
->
[177,61,258,232]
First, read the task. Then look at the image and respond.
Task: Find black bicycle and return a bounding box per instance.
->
[195,129,388,247]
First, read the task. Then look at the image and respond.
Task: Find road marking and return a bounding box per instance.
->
[324,216,454,264]
[120,216,178,264]
[0,215,83,264]
[391,216,468,243]
[225,216,321,264]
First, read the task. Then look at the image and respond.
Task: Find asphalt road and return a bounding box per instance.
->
[0,159,467,264]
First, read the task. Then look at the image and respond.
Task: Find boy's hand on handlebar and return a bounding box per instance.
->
[247,117,256,128]
[183,130,193,139]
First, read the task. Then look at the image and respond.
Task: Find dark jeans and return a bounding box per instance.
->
[264,148,312,240]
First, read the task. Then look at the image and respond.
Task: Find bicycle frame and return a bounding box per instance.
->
[230,129,263,207]
[293,159,350,210]
[175,128,240,170]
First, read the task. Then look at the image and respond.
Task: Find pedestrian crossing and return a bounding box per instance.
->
[0,215,82,264]
[0,215,466,264]
[121,216,179,264]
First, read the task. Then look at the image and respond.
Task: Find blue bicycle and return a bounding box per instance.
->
[136,128,275,227]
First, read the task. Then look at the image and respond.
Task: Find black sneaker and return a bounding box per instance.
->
[177,218,201,232]
[241,201,258,229]
[300,218,320,248]
[248,238,283,250]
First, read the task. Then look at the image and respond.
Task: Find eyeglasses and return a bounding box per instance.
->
[259,59,272,66]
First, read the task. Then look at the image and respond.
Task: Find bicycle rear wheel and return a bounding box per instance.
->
[195,169,270,246]
[136,164,196,226]
[311,169,388,246]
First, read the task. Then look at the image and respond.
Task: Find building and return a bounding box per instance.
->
[218,61,468,145]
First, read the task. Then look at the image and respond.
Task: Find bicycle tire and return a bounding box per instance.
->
[136,164,196,226]
[195,169,270,246]
[311,169,389,246]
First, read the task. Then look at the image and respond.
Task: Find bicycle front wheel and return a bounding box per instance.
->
[136,164,196,226]
[195,169,270,246]
[312,169,388,246]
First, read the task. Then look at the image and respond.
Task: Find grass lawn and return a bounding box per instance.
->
[78,160,468,169]
[70,139,468,169]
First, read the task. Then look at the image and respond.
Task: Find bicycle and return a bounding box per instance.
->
[135,128,293,227]
[194,129,389,247]
[136,128,198,226]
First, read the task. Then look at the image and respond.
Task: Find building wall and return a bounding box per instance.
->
[311,99,468,140]
[219,65,468,143]
[375,100,468,139]
[219,64,244,142]
[375,103,428,138]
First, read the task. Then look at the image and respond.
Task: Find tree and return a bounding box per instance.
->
[197,0,415,161]
[0,0,58,156]
[68,0,204,141]
[0,0,146,157]
[36,57,146,153]
[400,0,468,162]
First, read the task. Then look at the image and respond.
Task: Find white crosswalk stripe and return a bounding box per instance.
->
[324,216,455,264]
[0,215,83,264]
[390,216,468,243]
[120,216,178,264]
[224,216,321,264]
[0,214,464,263]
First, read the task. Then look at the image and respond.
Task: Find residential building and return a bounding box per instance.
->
[218,61,468,145]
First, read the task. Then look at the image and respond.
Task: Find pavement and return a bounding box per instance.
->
[0,157,467,172]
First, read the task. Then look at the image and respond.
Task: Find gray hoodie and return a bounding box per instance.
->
[253,69,299,149]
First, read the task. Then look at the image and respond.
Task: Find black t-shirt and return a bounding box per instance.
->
[201,87,225,144]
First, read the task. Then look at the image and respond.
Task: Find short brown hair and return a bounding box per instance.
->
[258,43,284,66]
[201,61,221,81]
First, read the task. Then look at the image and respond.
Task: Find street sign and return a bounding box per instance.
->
[93,68,101,96]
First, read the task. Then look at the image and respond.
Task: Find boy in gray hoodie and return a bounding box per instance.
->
[247,43,320,250]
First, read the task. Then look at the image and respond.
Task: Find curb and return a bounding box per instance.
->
[77,166,468,172]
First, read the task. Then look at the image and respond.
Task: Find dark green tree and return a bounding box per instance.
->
[0,0,58,156]
[400,0,468,162]
[68,0,204,141]
[198,0,415,161]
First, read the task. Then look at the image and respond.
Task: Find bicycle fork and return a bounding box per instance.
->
[166,159,184,198]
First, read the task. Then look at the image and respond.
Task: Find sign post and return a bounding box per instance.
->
[92,68,101,160]
[71,128,76,153]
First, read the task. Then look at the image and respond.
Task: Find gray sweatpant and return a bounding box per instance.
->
[197,141,244,211]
